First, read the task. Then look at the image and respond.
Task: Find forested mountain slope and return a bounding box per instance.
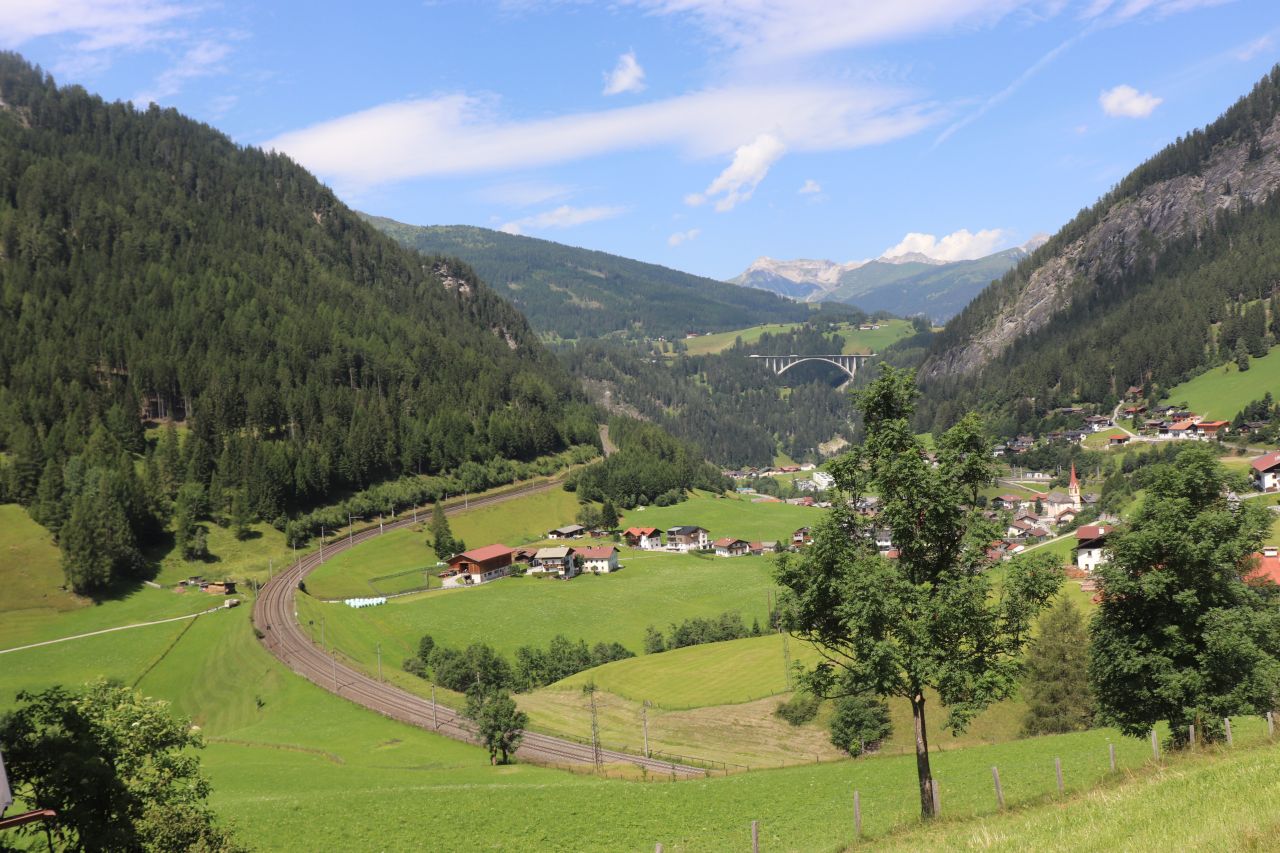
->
[0,54,598,587]
[918,65,1280,433]
[364,216,811,339]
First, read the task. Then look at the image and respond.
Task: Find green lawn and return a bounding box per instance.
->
[678,319,914,357]
[152,519,295,587]
[0,503,75,613]
[623,491,821,543]
[1163,346,1280,419]
[5,555,1276,850]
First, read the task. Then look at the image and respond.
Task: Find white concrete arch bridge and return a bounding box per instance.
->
[749,353,876,381]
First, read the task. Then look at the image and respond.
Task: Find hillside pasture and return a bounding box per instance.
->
[623,491,821,543]
[1163,346,1280,419]
[678,319,914,357]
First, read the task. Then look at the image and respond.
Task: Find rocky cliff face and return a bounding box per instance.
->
[924,113,1280,380]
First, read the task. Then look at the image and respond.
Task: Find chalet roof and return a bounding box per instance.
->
[1076,525,1111,543]
[449,544,514,565]
[667,525,707,535]
[1169,419,1196,431]
[1252,451,1280,473]
[534,546,573,560]
[549,524,586,535]
[575,546,617,559]
[713,537,748,548]
[1196,420,1229,429]
[623,526,659,537]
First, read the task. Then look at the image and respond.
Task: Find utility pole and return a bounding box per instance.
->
[319,527,325,561]
[584,682,603,773]
[377,643,382,682]
[331,651,338,693]
[432,684,439,729]
[781,630,793,690]
[321,617,325,649]
[642,699,651,758]
[348,514,363,548]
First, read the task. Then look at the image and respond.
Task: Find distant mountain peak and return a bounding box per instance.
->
[875,251,950,266]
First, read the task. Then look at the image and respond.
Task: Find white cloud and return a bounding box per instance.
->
[133,39,232,106]
[881,228,1007,261]
[668,228,701,246]
[1099,84,1162,118]
[0,0,190,51]
[265,85,935,190]
[499,204,626,235]
[1234,35,1272,62]
[798,179,822,194]
[603,50,646,95]
[686,133,786,211]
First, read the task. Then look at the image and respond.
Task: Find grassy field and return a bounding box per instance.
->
[679,319,914,357]
[1163,346,1280,419]
[623,491,821,542]
[0,503,77,614]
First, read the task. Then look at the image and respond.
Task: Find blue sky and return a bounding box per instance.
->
[5,1,1280,279]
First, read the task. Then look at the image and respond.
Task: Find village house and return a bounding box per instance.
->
[1083,415,1114,432]
[1252,451,1280,492]
[622,526,662,549]
[546,524,586,540]
[1192,420,1229,440]
[530,546,578,578]
[666,525,710,552]
[576,545,620,574]
[1125,384,1144,400]
[713,537,751,557]
[748,541,776,556]
[1108,434,1131,447]
[1075,525,1112,573]
[792,527,813,548]
[991,494,1030,511]
[444,544,515,585]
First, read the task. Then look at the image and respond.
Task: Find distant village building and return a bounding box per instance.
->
[792,527,813,548]
[546,524,586,540]
[713,537,750,557]
[1075,525,1112,573]
[666,526,710,552]
[622,526,662,549]
[577,545,620,574]
[444,544,515,584]
[1252,451,1280,492]
[530,547,578,578]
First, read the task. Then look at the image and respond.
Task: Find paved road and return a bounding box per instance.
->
[252,479,704,777]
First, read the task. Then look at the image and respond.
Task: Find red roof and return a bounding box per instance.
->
[1197,420,1228,429]
[713,537,747,548]
[1076,525,1111,542]
[1169,419,1196,431]
[1252,451,1280,473]
[576,546,618,559]
[1248,550,1280,585]
[448,543,514,565]
[623,526,659,537]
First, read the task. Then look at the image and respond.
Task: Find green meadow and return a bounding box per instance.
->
[623,491,821,542]
[678,318,915,357]
[1163,346,1280,418]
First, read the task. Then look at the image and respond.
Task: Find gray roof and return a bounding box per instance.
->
[534,547,573,559]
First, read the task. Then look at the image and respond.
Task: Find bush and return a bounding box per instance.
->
[775,692,821,726]
[829,695,892,757]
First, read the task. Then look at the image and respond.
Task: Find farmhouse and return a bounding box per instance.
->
[792,527,813,548]
[713,537,750,557]
[576,545,620,574]
[622,526,662,549]
[1075,525,1112,573]
[530,547,578,578]
[1192,420,1229,440]
[1108,434,1131,446]
[1252,451,1280,492]
[666,525,710,552]
[546,524,586,540]
[445,544,515,584]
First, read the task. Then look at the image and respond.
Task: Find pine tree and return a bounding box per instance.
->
[430,502,458,561]
[599,499,619,530]
[33,459,66,536]
[1021,598,1094,735]
[174,482,210,560]
[229,489,252,541]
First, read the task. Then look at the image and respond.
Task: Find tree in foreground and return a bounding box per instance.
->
[463,688,527,764]
[775,366,1061,818]
[1089,445,1280,746]
[1021,598,1094,735]
[429,501,462,560]
[0,681,242,852]
[829,694,893,757]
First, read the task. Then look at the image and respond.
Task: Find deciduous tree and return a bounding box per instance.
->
[463,689,527,765]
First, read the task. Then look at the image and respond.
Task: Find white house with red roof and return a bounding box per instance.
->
[622,526,662,549]
[1075,525,1112,573]
[713,537,750,557]
[576,545,620,573]
[1252,451,1280,492]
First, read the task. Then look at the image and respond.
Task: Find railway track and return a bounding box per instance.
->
[253,480,705,777]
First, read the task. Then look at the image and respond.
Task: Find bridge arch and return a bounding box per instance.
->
[749,353,875,381]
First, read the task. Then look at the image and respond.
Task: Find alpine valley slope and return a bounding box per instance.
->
[363,216,813,339]
[917,65,1280,431]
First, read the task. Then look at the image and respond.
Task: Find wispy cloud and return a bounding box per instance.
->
[685,133,785,211]
[133,39,232,106]
[603,50,646,95]
[798,178,822,194]
[1099,84,1162,117]
[1234,34,1273,62]
[0,0,190,51]
[668,228,701,246]
[499,204,626,235]
[882,228,1008,261]
[474,180,576,207]
[265,84,936,190]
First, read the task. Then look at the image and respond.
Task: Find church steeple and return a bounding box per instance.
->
[1069,464,1081,510]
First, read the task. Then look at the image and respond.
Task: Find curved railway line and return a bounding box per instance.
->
[253,479,705,777]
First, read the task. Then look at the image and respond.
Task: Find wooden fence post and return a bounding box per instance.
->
[991,766,1005,809]
[1189,725,1196,749]
[1268,711,1275,739]
[932,780,941,816]
[751,819,759,853]
[1151,729,1160,762]
[655,845,663,853]
[1224,717,1233,747]
[854,789,862,838]
[1054,757,1064,796]
[1109,743,1116,773]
